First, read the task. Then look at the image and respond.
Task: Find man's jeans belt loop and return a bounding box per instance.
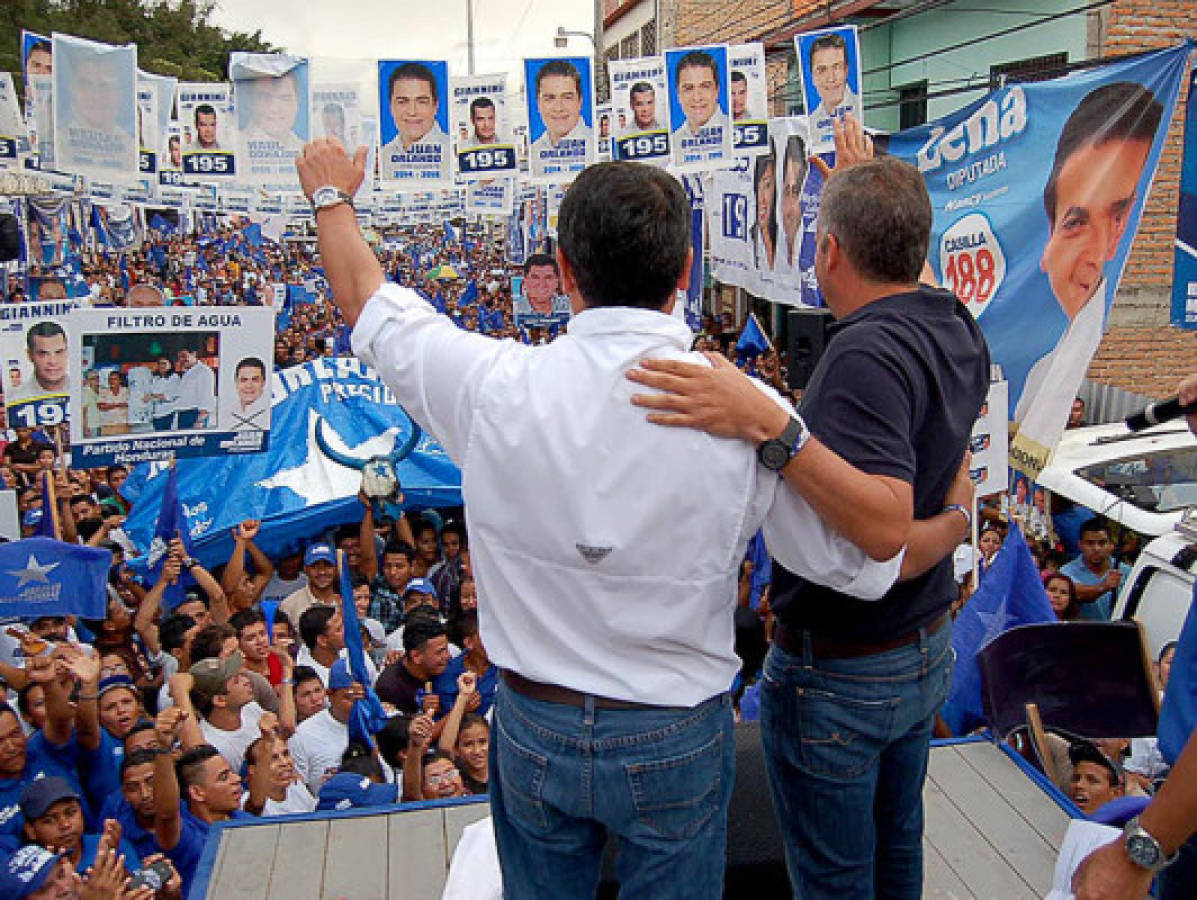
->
[501,669,691,712]
[774,611,949,660]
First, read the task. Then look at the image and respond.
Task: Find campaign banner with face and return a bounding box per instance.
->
[158,121,187,190]
[970,381,1009,500]
[729,43,769,157]
[378,59,452,189]
[451,74,518,179]
[465,179,514,217]
[665,45,733,171]
[525,56,595,184]
[311,82,379,198]
[231,54,310,191]
[1171,68,1197,329]
[0,74,28,167]
[608,57,670,166]
[137,71,176,179]
[29,73,55,170]
[68,306,275,468]
[887,45,1188,477]
[504,184,550,266]
[708,117,821,307]
[52,34,138,183]
[23,194,83,283]
[596,104,614,161]
[177,82,237,179]
[0,301,74,429]
[512,252,570,329]
[794,25,863,155]
[91,203,142,252]
[22,30,52,123]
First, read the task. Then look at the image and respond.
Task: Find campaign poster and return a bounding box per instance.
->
[970,381,1009,499]
[608,57,670,166]
[465,179,514,217]
[312,82,365,147]
[512,262,571,330]
[231,54,310,191]
[1170,68,1197,328]
[504,184,550,266]
[137,71,176,179]
[450,73,518,179]
[794,24,863,155]
[158,121,186,189]
[69,307,275,468]
[524,56,595,184]
[665,45,733,171]
[91,203,142,252]
[0,301,74,429]
[21,30,52,126]
[729,43,769,157]
[0,74,28,167]
[29,73,55,170]
[177,82,237,179]
[888,45,1188,477]
[378,59,452,189]
[596,103,613,161]
[52,34,138,183]
[708,116,821,306]
[24,194,75,270]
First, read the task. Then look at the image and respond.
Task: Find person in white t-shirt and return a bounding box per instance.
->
[244,730,317,816]
[189,652,267,774]
[289,659,364,794]
[296,605,379,687]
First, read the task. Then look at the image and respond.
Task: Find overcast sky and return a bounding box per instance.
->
[210,0,594,88]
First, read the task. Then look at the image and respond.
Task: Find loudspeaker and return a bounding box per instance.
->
[786,309,832,391]
[0,214,19,262]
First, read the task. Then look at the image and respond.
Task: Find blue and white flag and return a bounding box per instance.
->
[0,537,111,619]
[121,358,462,569]
[339,558,387,746]
[1158,580,1197,765]
[941,524,1056,735]
[1171,67,1197,329]
[146,465,193,607]
[735,313,771,358]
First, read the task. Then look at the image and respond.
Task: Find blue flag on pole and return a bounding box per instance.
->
[941,524,1056,735]
[339,559,388,746]
[147,466,193,608]
[735,313,771,359]
[1158,580,1197,764]
[0,538,112,619]
[458,279,479,309]
[36,472,58,539]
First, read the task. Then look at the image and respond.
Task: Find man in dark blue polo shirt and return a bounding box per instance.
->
[628,154,989,899]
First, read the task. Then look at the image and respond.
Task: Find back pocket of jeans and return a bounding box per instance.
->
[496,717,551,831]
[626,732,724,841]
[796,688,898,780]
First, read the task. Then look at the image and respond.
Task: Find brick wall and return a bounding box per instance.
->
[674,0,793,46]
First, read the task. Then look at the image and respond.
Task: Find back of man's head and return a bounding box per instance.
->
[818,156,931,286]
[557,162,689,310]
[300,606,338,651]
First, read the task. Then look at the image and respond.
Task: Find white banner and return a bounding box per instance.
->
[52,34,138,184]
[231,54,310,192]
[608,57,670,166]
[729,43,769,157]
[177,82,237,180]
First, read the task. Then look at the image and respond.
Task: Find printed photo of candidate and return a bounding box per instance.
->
[620,80,663,136]
[379,60,450,154]
[468,95,501,146]
[777,130,810,277]
[513,252,571,322]
[669,48,729,141]
[192,103,222,150]
[219,356,269,431]
[795,25,862,152]
[526,57,593,152]
[238,66,309,152]
[22,33,52,80]
[1013,81,1164,441]
[54,37,137,170]
[751,143,778,272]
[8,321,68,404]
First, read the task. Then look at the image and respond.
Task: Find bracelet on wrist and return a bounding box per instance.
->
[943,503,972,530]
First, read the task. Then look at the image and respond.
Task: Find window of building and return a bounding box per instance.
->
[620,33,638,59]
[640,21,656,56]
[898,81,928,129]
[989,52,1067,90]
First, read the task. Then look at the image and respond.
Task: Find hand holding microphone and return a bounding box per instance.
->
[1124,375,1197,434]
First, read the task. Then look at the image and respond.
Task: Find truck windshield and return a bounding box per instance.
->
[1077,446,1197,513]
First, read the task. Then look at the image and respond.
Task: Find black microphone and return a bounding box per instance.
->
[1125,396,1197,432]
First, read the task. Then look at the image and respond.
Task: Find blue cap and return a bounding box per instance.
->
[403,578,436,597]
[20,776,81,821]
[0,846,64,899]
[97,674,137,700]
[21,508,43,527]
[304,543,335,567]
[328,658,355,691]
[316,772,398,812]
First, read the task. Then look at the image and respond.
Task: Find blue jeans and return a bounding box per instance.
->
[760,621,953,900]
[489,681,735,899]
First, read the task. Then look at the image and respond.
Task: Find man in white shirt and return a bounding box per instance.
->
[296,605,378,687]
[173,347,215,430]
[190,652,267,774]
[296,142,966,899]
[288,659,363,795]
[244,731,317,816]
[144,356,180,431]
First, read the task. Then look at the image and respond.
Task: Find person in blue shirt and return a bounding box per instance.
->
[98,748,166,862]
[18,777,141,875]
[435,610,496,719]
[1059,518,1131,620]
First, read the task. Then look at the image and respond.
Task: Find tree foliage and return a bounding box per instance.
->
[0,0,279,88]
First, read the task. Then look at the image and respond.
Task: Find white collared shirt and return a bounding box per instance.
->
[352,283,900,706]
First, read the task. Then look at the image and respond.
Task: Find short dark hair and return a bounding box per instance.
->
[629,81,654,100]
[1078,517,1112,541]
[389,62,438,103]
[176,745,221,797]
[160,614,197,656]
[675,51,718,88]
[26,321,65,350]
[375,714,411,768]
[189,623,235,664]
[235,357,266,378]
[229,608,266,637]
[523,253,557,277]
[194,103,216,124]
[121,748,160,779]
[469,97,495,121]
[403,609,446,655]
[557,162,689,310]
[293,665,322,690]
[339,741,384,780]
[730,70,747,85]
[122,719,157,748]
[382,541,416,563]
[447,609,479,647]
[299,605,338,650]
[818,156,931,285]
[1043,82,1162,224]
[808,33,847,66]
[535,59,582,97]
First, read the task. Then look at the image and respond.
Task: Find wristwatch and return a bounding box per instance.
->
[1123,816,1177,873]
[310,185,354,214]
[757,415,809,472]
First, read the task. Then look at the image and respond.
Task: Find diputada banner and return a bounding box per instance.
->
[1171,67,1197,329]
[887,43,1190,477]
[119,357,462,570]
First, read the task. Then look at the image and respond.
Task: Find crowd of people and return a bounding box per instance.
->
[0,138,1191,900]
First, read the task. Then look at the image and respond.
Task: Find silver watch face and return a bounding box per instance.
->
[1127,832,1163,868]
[312,187,341,208]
